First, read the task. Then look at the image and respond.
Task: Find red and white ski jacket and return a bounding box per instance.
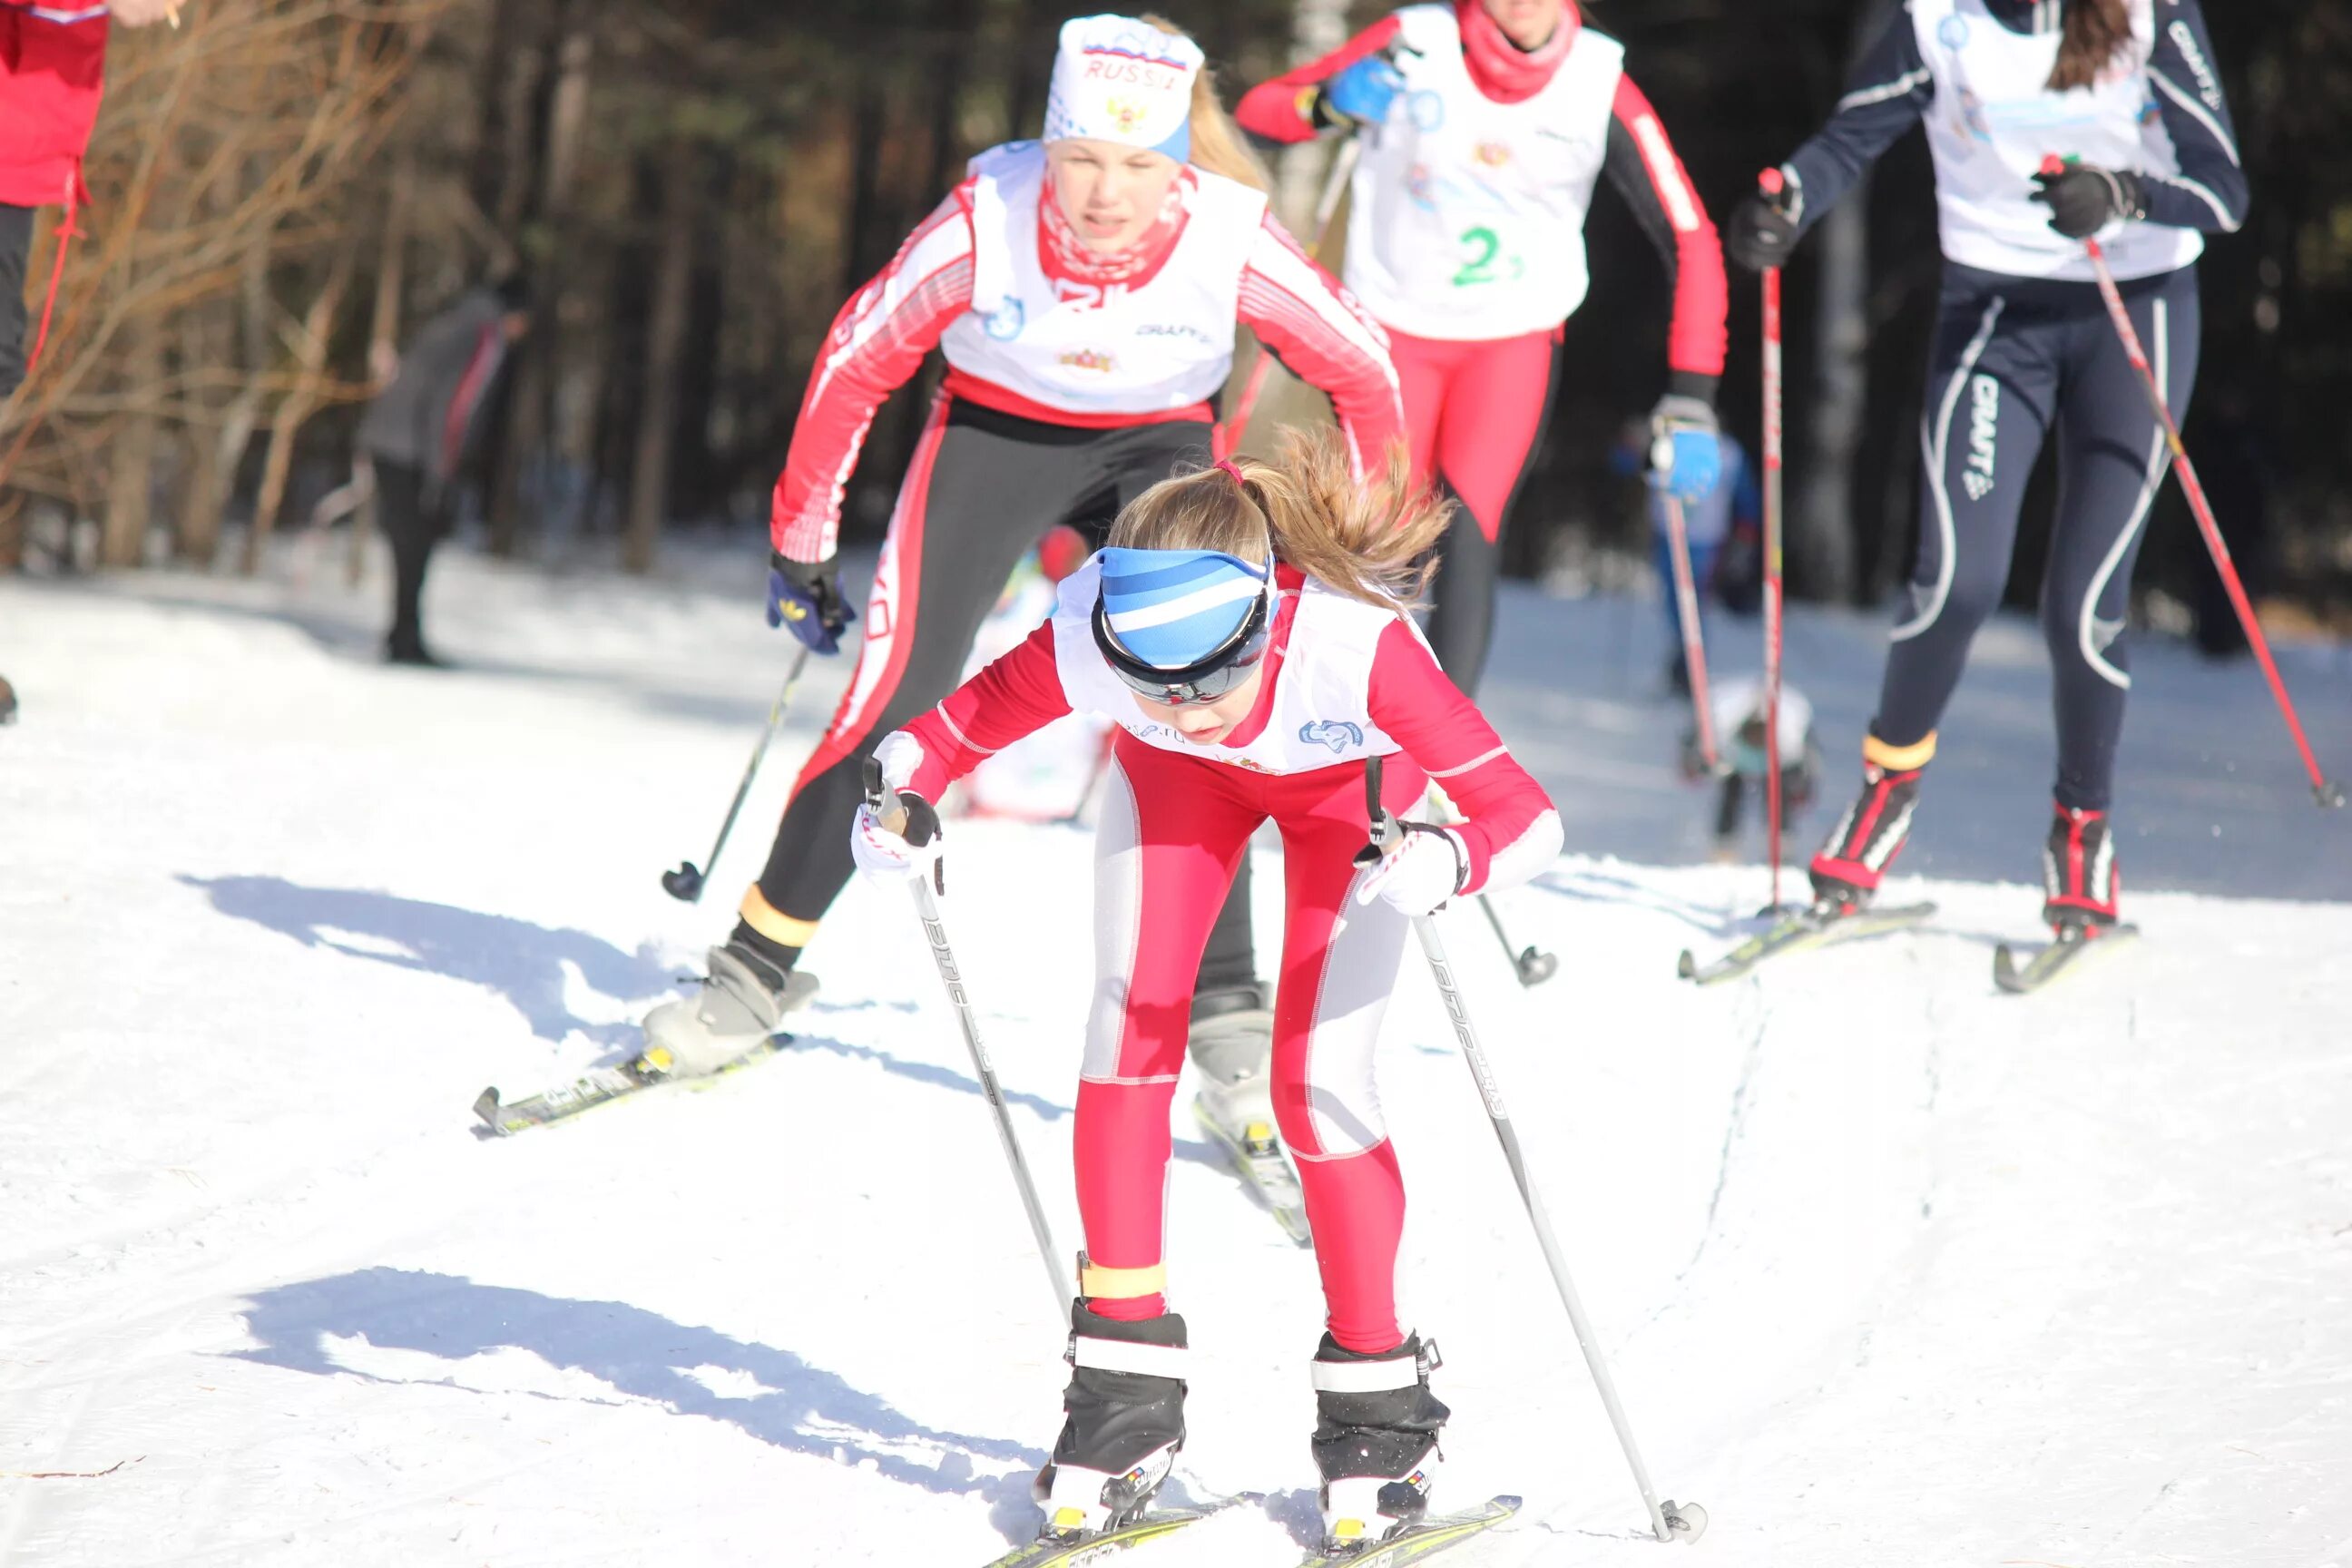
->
[1236,0,1724,386]
[771,148,1406,564]
[0,2,109,210]
[885,559,1563,896]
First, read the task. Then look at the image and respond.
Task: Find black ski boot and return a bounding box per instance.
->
[1311,1332,1449,1553]
[1034,1299,1189,1539]
[1808,732,1933,910]
[2041,802,2122,933]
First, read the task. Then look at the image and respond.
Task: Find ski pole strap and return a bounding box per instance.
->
[1354,754,1393,867]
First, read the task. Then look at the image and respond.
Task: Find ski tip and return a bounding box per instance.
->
[1992,946,2022,993]
[1675,949,1698,981]
[472,1086,502,1121]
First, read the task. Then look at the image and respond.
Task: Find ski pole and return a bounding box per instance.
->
[1218,133,1361,459]
[1658,489,1721,776]
[1423,789,1559,986]
[1757,169,1792,908]
[1357,759,1705,1545]
[2040,159,2343,808]
[662,646,812,902]
[865,759,1074,1318]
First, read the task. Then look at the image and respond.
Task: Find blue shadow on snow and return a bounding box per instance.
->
[180,874,671,1048]
[231,1266,1047,1531]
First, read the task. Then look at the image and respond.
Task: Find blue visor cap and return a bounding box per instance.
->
[1096,546,1271,670]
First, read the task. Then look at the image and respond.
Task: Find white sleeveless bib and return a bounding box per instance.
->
[1913,0,2200,282]
[938,142,1268,414]
[1344,5,1622,340]
[1049,559,1411,775]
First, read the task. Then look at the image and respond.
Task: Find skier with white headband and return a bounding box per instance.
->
[852,427,1562,1555]
[1721,0,2247,940]
[1237,0,1728,696]
[639,16,1404,1106]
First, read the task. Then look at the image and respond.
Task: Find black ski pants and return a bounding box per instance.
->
[373,458,447,657]
[1875,260,2199,812]
[1,202,36,403]
[748,395,1259,994]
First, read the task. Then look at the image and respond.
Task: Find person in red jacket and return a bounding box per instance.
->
[4,0,187,727]
[637,15,1405,1105]
[0,0,183,402]
[853,426,1562,1553]
[1238,0,1728,694]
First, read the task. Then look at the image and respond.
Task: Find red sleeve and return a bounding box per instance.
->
[769,191,976,561]
[894,620,1074,800]
[1238,216,1405,474]
[1604,74,1727,385]
[0,3,109,210]
[1366,621,1562,894]
[1234,16,1406,144]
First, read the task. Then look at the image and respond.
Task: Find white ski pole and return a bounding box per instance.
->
[1357,758,1706,1545]
[866,760,1074,1317]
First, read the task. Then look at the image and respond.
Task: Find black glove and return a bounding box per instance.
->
[2031,162,2145,240]
[767,551,859,655]
[1724,186,1800,272]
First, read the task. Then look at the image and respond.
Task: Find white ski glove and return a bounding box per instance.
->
[850,797,942,884]
[851,732,941,885]
[1355,823,1469,917]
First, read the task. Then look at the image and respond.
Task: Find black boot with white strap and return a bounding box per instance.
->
[1309,1332,1450,1553]
[1032,1300,1189,1541]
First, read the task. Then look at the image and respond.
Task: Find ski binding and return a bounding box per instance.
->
[1678,901,1937,985]
[981,1500,1238,1567]
[1303,1494,1522,1565]
[1994,922,2140,995]
[1192,1097,1312,1247]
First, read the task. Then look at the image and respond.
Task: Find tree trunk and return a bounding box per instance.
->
[245,240,356,573]
[624,140,698,575]
[1793,0,1904,605]
[351,148,416,585]
[489,0,594,558]
[1274,0,1349,231]
[103,329,162,568]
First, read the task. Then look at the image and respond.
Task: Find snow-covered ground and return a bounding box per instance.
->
[3,540,2348,1567]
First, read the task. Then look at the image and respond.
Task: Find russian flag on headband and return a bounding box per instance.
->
[1097,547,1269,670]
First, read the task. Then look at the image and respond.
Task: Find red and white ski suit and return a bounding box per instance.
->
[1237,1,1726,691]
[736,142,1403,985]
[882,559,1562,1351]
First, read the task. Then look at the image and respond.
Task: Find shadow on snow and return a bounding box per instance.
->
[180,874,674,1048]
[230,1266,1048,1535]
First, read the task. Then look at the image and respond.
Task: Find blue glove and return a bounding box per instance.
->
[1649,394,1721,505]
[767,551,858,656]
[1321,55,1405,128]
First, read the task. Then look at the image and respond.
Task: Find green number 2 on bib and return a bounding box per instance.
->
[1450,226,1524,288]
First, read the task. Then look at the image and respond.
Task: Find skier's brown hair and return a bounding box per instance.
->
[1141,14,1272,192]
[1108,427,1449,611]
[2049,0,2133,92]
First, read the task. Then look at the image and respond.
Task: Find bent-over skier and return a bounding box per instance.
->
[852,427,1561,1554]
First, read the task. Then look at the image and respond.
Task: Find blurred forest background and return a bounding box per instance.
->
[2,0,2347,632]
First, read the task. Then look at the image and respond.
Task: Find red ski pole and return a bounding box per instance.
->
[2040,160,2343,808]
[1758,169,1791,906]
[1218,134,1361,459]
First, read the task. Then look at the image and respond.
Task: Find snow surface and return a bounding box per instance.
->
[3,542,2349,1567]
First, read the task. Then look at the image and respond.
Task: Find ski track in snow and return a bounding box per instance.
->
[2,548,2348,1566]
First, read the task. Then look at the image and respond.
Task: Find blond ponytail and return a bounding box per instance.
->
[1142,14,1272,192]
[1108,427,1450,611]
